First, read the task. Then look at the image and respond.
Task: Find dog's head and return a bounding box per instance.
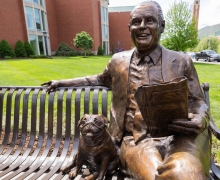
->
[78,114,109,144]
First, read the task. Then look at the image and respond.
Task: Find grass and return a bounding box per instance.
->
[0,56,220,161]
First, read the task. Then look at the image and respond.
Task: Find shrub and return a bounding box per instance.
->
[4,56,11,59]
[0,40,15,58]
[97,46,104,55]
[55,42,77,56]
[15,40,27,57]
[114,47,124,54]
[24,41,35,57]
[30,55,39,58]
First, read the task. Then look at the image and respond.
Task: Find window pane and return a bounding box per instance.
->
[106,8,108,23]
[101,7,105,22]
[33,0,38,4]
[41,11,46,31]
[40,0,43,6]
[34,8,41,31]
[25,0,32,2]
[29,34,37,55]
[38,36,44,55]
[25,7,35,30]
[102,24,105,39]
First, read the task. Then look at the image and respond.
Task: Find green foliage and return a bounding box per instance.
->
[73,31,93,56]
[55,42,77,56]
[24,41,35,57]
[15,40,27,57]
[4,56,11,59]
[217,43,220,54]
[0,40,15,58]
[194,36,220,52]
[161,0,198,51]
[97,45,104,55]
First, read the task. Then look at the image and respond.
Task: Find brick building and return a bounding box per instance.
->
[108,6,133,53]
[0,0,109,56]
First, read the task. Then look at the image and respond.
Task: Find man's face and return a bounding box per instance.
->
[129,3,164,54]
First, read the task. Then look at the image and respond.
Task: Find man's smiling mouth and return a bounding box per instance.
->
[137,33,150,38]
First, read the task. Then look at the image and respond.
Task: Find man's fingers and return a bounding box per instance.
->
[168,124,200,135]
[41,81,51,86]
[172,120,202,129]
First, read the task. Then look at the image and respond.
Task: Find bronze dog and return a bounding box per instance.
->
[61,114,119,180]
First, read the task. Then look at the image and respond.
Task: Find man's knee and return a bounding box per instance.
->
[156,152,209,180]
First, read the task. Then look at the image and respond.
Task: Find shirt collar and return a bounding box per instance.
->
[133,46,162,65]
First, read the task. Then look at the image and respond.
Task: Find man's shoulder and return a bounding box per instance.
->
[111,49,134,61]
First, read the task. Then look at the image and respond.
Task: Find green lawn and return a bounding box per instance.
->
[1,56,220,161]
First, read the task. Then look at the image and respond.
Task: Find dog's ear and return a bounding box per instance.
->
[101,114,109,127]
[78,114,87,127]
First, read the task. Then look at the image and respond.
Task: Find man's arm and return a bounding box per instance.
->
[168,57,210,136]
[41,61,112,93]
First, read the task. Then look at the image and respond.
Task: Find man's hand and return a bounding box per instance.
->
[41,80,60,93]
[168,113,207,136]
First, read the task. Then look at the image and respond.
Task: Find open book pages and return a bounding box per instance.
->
[135,76,188,137]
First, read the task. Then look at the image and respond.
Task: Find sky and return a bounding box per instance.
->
[108,0,220,30]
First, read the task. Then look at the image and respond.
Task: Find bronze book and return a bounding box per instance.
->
[135,76,188,137]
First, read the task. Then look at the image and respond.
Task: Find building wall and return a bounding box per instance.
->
[0,0,27,49]
[51,0,101,53]
[109,11,132,52]
[46,0,59,53]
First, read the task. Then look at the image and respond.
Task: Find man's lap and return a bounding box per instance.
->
[119,129,211,180]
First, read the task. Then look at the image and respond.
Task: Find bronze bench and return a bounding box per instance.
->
[0,85,219,179]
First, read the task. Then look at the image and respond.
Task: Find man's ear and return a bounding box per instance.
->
[128,24,131,33]
[160,20,165,33]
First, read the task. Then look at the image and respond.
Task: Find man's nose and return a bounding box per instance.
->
[139,20,146,29]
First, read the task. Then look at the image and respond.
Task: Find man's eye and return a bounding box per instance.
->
[147,19,154,24]
[133,20,141,25]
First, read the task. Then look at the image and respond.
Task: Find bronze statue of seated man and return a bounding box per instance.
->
[42,1,211,179]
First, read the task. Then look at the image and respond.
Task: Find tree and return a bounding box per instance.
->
[161,0,198,51]
[73,31,93,57]
[0,39,15,58]
[194,36,219,52]
[24,41,35,57]
[15,40,27,57]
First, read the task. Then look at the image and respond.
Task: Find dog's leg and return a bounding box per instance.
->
[68,157,83,179]
[84,172,99,180]
[96,157,111,180]
[60,153,77,174]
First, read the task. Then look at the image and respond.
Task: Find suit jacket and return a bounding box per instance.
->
[71,46,209,144]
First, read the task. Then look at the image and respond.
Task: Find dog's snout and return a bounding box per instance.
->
[86,132,93,137]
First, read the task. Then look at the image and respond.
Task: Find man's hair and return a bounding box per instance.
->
[131,1,164,25]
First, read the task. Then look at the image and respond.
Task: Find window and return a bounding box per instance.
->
[102,24,105,39]
[25,7,35,30]
[38,36,44,54]
[34,8,41,31]
[40,0,43,6]
[29,35,37,54]
[33,0,39,4]
[41,11,46,31]
[25,0,32,2]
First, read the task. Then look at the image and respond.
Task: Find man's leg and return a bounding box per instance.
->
[156,129,211,180]
[119,136,166,180]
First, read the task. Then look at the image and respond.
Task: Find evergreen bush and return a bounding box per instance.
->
[15,40,27,57]
[0,40,15,58]
[24,41,35,57]
[55,42,77,56]
[97,46,104,55]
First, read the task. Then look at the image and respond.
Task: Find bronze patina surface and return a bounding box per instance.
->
[42,1,211,179]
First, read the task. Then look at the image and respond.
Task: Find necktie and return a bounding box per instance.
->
[143,55,151,63]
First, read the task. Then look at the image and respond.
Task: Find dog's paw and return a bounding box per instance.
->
[60,166,70,174]
[69,168,77,179]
